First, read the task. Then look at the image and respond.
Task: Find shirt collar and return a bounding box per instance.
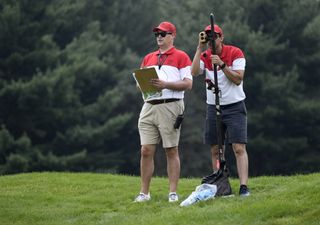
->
[157,46,175,55]
[206,44,224,57]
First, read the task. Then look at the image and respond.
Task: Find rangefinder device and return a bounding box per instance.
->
[199,31,209,43]
[174,114,184,129]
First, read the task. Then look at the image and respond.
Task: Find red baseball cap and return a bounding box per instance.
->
[205,24,223,36]
[153,22,176,35]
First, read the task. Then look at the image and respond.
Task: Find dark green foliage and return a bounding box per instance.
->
[0,0,319,176]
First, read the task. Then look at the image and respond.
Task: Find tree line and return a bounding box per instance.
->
[0,0,319,176]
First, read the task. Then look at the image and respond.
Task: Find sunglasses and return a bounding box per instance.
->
[205,32,221,40]
[154,32,172,37]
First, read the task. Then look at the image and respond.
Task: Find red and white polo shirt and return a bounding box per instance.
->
[141,47,192,100]
[200,44,246,105]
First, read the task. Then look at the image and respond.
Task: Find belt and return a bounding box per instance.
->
[147,98,180,105]
[220,101,243,109]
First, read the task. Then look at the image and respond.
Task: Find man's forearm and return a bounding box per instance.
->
[191,46,203,76]
[165,78,193,91]
[221,66,244,85]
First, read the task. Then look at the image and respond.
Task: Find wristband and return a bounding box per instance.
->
[220,63,226,69]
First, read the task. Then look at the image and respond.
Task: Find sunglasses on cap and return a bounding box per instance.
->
[154,31,173,37]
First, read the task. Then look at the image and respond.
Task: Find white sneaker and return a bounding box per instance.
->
[168,192,179,202]
[134,193,151,202]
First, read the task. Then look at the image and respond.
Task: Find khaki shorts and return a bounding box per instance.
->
[138,100,184,148]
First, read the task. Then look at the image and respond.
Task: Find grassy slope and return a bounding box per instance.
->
[0,172,319,225]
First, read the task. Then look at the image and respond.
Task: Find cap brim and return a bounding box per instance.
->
[153,27,162,32]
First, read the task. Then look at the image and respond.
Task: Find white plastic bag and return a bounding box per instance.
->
[180,183,217,207]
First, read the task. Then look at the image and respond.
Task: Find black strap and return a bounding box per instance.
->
[157,53,168,69]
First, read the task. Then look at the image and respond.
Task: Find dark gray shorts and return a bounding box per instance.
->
[204,101,247,145]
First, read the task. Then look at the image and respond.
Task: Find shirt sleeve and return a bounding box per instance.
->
[180,66,192,80]
[232,58,246,70]
[199,60,205,74]
[179,51,193,80]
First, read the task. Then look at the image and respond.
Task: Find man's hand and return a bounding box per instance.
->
[211,55,224,67]
[150,78,166,90]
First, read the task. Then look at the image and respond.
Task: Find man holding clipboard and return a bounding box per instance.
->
[133,21,192,203]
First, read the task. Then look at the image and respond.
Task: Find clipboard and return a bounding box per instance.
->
[133,67,162,101]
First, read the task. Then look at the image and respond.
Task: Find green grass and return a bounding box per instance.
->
[0,172,319,225]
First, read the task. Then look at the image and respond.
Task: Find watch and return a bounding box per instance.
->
[220,62,226,69]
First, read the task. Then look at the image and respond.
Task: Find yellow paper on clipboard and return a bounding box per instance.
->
[133,67,162,101]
